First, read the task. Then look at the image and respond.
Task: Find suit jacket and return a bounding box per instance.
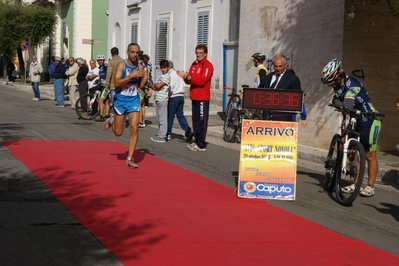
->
[265,70,301,90]
[263,70,302,120]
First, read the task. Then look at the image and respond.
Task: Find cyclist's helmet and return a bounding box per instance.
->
[251,53,266,62]
[321,59,344,85]
[96,54,105,61]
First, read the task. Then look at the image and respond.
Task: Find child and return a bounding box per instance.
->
[150,60,170,143]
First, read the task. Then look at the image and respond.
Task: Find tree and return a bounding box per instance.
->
[0,2,57,80]
[347,0,399,19]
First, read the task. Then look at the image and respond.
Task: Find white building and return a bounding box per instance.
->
[108,0,240,106]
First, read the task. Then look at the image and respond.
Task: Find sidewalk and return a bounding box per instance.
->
[10,81,399,183]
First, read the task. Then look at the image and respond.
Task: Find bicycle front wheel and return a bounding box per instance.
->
[223,109,238,142]
[75,94,99,120]
[335,140,366,206]
[324,134,342,192]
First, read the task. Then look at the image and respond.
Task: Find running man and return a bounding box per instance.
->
[104,43,148,168]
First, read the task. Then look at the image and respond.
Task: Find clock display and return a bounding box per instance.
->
[241,88,303,112]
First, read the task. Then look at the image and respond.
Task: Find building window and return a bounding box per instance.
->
[131,22,138,43]
[154,19,168,81]
[197,11,209,45]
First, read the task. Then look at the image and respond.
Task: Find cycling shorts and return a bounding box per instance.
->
[113,95,140,115]
[359,119,381,152]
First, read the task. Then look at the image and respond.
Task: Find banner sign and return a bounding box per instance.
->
[237,120,298,200]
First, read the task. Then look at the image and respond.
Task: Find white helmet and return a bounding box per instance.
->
[321,59,343,85]
[96,54,105,60]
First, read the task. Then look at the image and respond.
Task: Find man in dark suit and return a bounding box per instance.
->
[262,54,302,121]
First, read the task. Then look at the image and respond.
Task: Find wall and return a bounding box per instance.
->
[238,0,346,149]
[92,0,109,61]
[342,1,399,151]
[60,1,73,58]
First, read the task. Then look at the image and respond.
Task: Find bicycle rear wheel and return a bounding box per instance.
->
[335,140,365,206]
[324,134,342,192]
[75,94,99,120]
[223,109,238,142]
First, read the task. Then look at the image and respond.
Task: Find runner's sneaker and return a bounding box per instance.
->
[32,98,40,101]
[360,185,374,197]
[126,159,138,168]
[167,135,172,141]
[138,123,146,128]
[104,113,114,130]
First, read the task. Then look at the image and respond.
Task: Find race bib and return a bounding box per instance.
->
[121,84,138,96]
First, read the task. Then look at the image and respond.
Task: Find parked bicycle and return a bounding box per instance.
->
[324,103,384,206]
[75,85,104,120]
[223,85,262,143]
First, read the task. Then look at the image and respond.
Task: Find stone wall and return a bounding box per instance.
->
[342,1,399,150]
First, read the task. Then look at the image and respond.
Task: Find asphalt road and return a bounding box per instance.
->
[1,83,398,265]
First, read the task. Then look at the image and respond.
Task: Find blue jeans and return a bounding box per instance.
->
[167,96,191,136]
[31,82,40,99]
[54,78,64,105]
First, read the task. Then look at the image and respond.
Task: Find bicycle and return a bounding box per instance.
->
[75,85,105,120]
[324,103,384,206]
[223,86,262,143]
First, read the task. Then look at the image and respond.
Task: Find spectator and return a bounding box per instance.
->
[142,54,153,108]
[105,47,123,113]
[29,55,43,101]
[86,59,99,93]
[251,52,269,88]
[95,54,108,121]
[6,60,16,84]
[53,56,66,107]
[103,43,147,168]
[150,59,170,143]
[138,51,148,128]
[48,56,56,83]
[177,44,214,152]
[76,57,89,111]
[166,60,193,142]
[65,57,79,109]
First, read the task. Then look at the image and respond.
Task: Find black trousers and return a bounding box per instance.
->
[192,100,209,149]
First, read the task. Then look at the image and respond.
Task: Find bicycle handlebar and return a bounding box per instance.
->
[328,103,385,118]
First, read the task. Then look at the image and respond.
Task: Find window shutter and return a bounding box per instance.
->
[131,22,138,43]
[197,12,209,45]
[154,19,168,81]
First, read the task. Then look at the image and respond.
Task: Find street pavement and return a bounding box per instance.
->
[8,81,399,185]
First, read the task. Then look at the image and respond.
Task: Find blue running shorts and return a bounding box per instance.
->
[113,95,140,115]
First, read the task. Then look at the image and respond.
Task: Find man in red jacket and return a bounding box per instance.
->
[177,44,214,152]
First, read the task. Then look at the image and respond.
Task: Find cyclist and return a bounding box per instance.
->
[95,54,109,121]
[321,58,382,197]
[251,53,269,88]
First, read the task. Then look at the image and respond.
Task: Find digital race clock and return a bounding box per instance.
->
[241,88,303,112]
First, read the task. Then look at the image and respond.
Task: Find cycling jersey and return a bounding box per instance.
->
[98,64,108,88]
[334,76,377,116]
[334,76,381,152]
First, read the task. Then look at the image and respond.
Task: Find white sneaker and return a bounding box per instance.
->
[104,113,114,130]
[360,185,374,197]
[32,98,40,101]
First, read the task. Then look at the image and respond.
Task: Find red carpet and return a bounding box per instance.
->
[4,140,399,265]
